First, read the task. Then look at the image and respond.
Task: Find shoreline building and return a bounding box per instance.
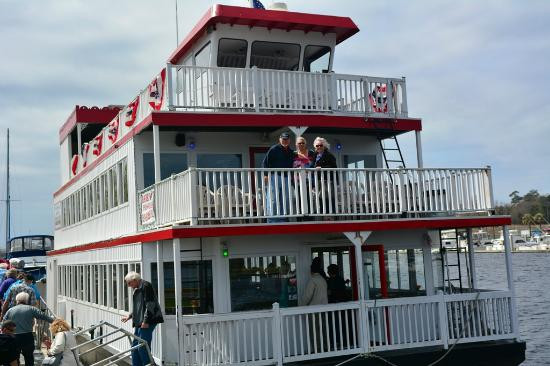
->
[48,4,525,365]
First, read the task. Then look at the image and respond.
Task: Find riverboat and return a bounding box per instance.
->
[47,3,525,365]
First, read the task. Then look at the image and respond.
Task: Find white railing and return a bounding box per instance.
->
[137,167,494,228]
[364,295,444,352]
[181,310,276,366]
[178,291,516,366]
[444,291,515,343]
[279,302,362,362]
[166,64,408,117]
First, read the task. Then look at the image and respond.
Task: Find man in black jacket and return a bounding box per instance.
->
[262,132,295,222]
[122,272,164,366]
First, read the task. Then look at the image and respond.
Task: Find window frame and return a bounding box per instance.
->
[217,38,249,68]
[250,41,302,71]
[302,44,332,73]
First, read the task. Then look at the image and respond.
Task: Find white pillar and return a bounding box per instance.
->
[153,124,161,183]
[173,238,183,365]
[415,130,423,168]
[466,228,478,289]
[155,241,164,362]
[503,225,520,339]
[344,231,372,353]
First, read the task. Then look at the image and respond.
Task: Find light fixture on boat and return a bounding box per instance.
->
[335,141,343,151]
[222,243,229,257]
[188,139,196,150]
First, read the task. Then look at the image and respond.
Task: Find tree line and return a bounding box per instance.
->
[494,190,550,226]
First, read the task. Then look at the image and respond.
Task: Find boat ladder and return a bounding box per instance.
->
[439,229,472,294]
[72,321,155,366]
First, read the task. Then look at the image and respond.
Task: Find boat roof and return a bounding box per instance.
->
[168,4,360,64]
[59,105,121,143]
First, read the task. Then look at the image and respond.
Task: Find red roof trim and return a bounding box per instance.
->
[59,106,121,144]
[168,5,359,64]
[49,216,511,256]
[53,113,153,198]
[151,112,422,131]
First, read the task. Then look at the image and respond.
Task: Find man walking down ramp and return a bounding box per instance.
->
[121,272,164,366]
[3,292,54,366]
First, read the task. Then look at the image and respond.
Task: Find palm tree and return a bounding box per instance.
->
[522,213,534,236]
[534,213,545,230]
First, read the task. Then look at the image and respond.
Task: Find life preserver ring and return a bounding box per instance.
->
[369,84,388,113]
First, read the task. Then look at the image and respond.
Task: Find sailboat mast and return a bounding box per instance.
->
[5,128,9,253]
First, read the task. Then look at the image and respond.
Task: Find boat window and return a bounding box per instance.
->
[151,261,214,315]
[303,45,331,73]
[217,38,248,68]
[10,238,23,252]
[30,237,44,250]
[197,154,243,190]
[344,154,377,169]
[195,42,211,67]
[44,237,53,251]
[229,255,297,311]
[250,41,300,71]
[143,153,188,188]
[386,249,426,296]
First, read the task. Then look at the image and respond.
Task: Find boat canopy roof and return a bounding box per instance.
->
[168,4,359,64]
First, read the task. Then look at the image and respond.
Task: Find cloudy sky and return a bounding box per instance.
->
[0,0,549,240]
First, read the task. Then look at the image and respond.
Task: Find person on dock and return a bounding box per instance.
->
[3,292,53,366]
[121,272,164,366]
[1,274,38,317]
[0,270,17,307]
[44,319,78,366]
[0,320,19,366]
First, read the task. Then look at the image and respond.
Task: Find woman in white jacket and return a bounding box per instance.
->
[45,319,78,366]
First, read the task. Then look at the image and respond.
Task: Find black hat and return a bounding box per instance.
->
[280,132,290,139]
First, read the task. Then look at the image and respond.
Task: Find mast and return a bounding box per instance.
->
[5,128,9,254]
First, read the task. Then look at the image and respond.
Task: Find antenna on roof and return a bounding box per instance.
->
[175,0,180,46]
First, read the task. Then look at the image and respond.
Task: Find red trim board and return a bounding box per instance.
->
[49,216,511,256]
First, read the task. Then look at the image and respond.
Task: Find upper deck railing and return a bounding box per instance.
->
[166,64,408,117]
[137,167,494,230]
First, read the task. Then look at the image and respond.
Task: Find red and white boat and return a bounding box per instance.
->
[48,3,525,365]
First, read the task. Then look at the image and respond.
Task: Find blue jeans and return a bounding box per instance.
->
[132,325,156,366]
[266,174,289,223]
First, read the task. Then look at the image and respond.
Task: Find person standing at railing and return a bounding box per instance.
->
[262,132,295,223]
[121,272,164,366]
[3,292,53,366]
[293,136,315,220]
[313,137,337,219]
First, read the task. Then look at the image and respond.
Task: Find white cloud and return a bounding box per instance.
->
[0,0,549,241]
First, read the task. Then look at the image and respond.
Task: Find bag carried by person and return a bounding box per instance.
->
[42,352,63,366]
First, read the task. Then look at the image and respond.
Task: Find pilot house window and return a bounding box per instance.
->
[303,45,331,73]
[250,41,300,71]
[217,38,248,68]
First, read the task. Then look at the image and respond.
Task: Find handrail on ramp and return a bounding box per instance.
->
[72,321,155,366]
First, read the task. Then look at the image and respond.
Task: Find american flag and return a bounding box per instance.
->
[251,0,265,9]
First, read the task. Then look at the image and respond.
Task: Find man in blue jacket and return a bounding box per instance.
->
[262,132,294,222]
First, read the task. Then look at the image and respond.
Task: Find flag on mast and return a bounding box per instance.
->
[250,0,265,9]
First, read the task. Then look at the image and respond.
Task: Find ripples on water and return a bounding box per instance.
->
[476,252,550,366]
